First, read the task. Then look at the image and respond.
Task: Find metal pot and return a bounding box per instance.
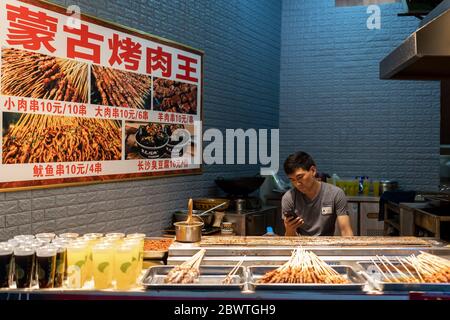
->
[174,221,204,242]
[380,180,399,193]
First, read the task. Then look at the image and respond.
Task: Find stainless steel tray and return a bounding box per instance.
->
[358,262,450,292]
[141,265,246,290]
[143,250,168,259]
[247,265,366,291]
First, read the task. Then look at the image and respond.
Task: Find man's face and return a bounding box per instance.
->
[288,167,317,193]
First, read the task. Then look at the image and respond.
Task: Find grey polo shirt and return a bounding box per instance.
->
[281,182,349,236]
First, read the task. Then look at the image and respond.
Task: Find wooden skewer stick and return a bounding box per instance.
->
[396,257,419,282]
[371,258,390,282]
[376,255,399,282]
[404,257,425,282]
[384,256,408,281]
[223,258,245,284]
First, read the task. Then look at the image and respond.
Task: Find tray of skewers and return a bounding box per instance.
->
[358,252,450,292]
[247,248,366,291]
[141,249,246,290]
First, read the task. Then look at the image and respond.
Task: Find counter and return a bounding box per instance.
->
[1,236,449,300]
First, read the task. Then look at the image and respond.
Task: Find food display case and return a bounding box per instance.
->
[1,236,449,300]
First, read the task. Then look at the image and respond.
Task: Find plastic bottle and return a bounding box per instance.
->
[263,226,276,236]
[363,178,370,196]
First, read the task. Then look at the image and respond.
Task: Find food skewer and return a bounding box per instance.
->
[396,256,419,282]
[258,247,349,284]
[370,258,390,282]
[376,255,400,283]
[383,256,415,282]
[402,257,425,282]
[222,257,245,285]
[164,249,206,284]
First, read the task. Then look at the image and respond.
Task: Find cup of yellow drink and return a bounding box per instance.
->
[372,180,380,197]
[80,236,99,283]
[92,243,114,289]
[123,238,142,284]
[125,234,145,280]
[114,243,135,290]
[66,242,87,288]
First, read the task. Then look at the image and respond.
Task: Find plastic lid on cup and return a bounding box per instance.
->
[0,245,13,255]
[14,235,35,241]
[36,232,56,239]
[105,232,125,238]
[84,233,103,238]
[59,233,79,239]
[36,246,57,257]
[126,233,146,239]
[13,246,35,256]
[7,239,19,247]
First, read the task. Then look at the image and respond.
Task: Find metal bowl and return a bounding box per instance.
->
[193,198,229,211]
[173,210,214,226]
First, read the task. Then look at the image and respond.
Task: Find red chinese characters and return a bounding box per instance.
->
[108,34,142,70]
[64,23,104,63]
[6,4,58,53]
[146,46,172,77]
[176,54,198,82]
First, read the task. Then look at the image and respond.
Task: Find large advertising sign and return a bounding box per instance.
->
[0,0,203,191]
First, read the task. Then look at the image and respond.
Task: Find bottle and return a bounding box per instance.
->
[263,226,276,236]
[363,178,370,196]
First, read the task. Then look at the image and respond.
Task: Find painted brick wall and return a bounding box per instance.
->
[0,0,281,240]
[279,0,440,191]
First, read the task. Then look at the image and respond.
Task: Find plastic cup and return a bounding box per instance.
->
[114,243,135,290]
[0,244,13,288]
[66,242,88,288]
[14,235,35,241]
[123,238,141,284]
[52,244,67,288]
[373,181,380,197]
[13,246,35,289]
[125,234,145,281]
[36,247,57,289]
[92,243,114,289]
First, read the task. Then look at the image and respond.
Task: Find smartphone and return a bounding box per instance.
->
[283,210,298,219]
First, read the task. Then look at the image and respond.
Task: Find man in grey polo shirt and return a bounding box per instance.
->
[282,151,353,236]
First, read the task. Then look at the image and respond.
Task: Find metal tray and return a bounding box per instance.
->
[141,265,246,290]
[247,265,366,291]
[358,262,450,292]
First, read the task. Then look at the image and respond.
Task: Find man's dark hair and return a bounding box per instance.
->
[283,151,316,175]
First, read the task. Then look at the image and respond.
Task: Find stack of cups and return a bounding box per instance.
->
[0,242,14,288]
[13,246,35,289]
[35,246,57,289]
[66,239,88,289]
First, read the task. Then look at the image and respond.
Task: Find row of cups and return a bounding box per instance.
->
[0,232,146,291]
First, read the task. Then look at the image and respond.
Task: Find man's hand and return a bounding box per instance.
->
[284,217,304,236]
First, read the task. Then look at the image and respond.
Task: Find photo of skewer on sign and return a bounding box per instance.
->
[91,65,152,109]
[2,113,122,164]
[1,47,88,103]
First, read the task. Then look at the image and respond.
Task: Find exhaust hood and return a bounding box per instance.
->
[380,0,450,80]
